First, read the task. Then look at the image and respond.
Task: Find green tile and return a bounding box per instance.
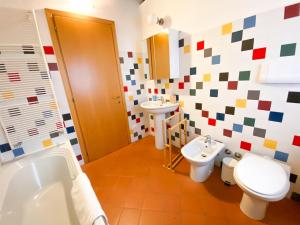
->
[189,120,195,127]
[190,89,196,96]
[244,117,255,127]
[126,75,131,81]
[239,71,250,81]
[280,43,296,57]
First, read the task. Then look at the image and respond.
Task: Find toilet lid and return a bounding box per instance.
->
[235,154,288,196]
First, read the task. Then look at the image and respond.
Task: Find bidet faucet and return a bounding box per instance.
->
[157,96,165,104]
[204,135,211,144]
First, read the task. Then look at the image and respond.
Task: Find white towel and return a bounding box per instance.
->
[71,173,108,225]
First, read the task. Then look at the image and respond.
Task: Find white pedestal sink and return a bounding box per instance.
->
[140,101,179,149]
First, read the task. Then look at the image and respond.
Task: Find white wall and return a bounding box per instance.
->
[140,0,300,38]
[0,0,142,51]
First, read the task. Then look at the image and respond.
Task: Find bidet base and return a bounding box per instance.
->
[240,193,268,220]
[190,161,214,182]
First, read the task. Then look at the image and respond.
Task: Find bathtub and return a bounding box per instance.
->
[0,143,106,225]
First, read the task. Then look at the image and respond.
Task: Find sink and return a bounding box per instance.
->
[140,101,179,150]
[140,101,179,114]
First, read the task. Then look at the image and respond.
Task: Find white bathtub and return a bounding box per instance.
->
[0,143,106,225]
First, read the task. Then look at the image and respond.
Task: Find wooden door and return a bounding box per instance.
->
[50,12,129,161]
[147,33,170,79]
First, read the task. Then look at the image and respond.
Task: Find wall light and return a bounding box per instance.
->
[147,14,165,26]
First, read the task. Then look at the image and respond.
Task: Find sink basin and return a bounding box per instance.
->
[140,101,179,150]
[140,101,179,114]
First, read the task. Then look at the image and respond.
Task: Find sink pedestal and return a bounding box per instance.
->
[154,113,165,150]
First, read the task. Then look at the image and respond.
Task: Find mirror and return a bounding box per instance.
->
[143,29,181,80]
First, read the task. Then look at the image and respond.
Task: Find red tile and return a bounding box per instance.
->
[76,154,82,161]
[154,88,158,94]
[208,118,216,126]
[252,47,266,60]
[240,141,252,151]
[151,127,155,132]
[284,3,300,19]
[292,135,300,146]
[127,111,131,116]
[123,86,128,92]
[178,82,184,89]
[8,72,21,82]
[136,118,141,123]
[258,100,272,111]
[227,81,238,90]
[223,129,232,137]
[27,96,38,104]
[145,128,149,132]
[148,88,152,94]
[43,46,54,55]
[197,41,205,50]
[48,63,58,71]
[128,52,133,58]
[184,75,190,82]
[202,110,209,118]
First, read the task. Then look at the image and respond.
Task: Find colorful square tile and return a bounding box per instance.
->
[240,141,252,151]
[197,41,205,50]
[284,3,300,19]
[252,47,266,60]
[211,55,221,65]
[268,111,283,122]
[264,139,277,149]
[203,73,211,82]
[274,151,289,162]
[235,99,247,108]
[243,15,256,29]
[222,23,232,35]
[280,43,296,57]
[287,91,300,103]
[231,30,243,43]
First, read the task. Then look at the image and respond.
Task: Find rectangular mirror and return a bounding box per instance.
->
[143,29,181,80]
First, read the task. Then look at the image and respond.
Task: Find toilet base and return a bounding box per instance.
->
[240,193,268,220]
[190,161,214,182]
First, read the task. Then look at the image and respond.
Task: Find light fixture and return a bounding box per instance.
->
[147,14,165,26]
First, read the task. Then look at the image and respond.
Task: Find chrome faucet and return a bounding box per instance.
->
[204,135,211,144]
[157,96,165,104]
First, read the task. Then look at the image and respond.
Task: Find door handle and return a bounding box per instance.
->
[112,96,121,100]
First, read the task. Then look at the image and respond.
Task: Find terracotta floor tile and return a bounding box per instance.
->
[139,210,164,225]
[118,208,141,225]
[83,136,300,225]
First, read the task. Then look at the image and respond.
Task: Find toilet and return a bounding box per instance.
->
[234,153,290,220]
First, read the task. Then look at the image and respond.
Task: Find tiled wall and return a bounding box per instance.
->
[119,51,149,142]
[146,3,300,197]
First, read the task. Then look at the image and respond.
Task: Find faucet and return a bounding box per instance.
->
[157,96,165,104]
[204,135,211,145]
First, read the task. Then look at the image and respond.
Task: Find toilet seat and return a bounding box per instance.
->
[234,153,289,197]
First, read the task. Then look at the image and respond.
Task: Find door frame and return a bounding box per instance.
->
[45,9,131,163]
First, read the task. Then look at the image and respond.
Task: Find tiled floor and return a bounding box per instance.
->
[83,136,300,225]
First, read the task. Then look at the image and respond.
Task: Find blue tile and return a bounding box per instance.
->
[233,123,243,133]
[131,80,136,86]
[190,67,197,75]
[268,111,284,122]
[184,113,190,120]
[216,113,225,121]
[211,55,221,65]
[0,143,11,153]
[210,89,218,97]
[243,15,256,29]
[13,147,25,157]
[274,151,289,162]
[66,126,75,134]
[134,100,139,105]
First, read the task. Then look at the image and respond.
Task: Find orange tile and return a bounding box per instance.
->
[139,210,164,225]
[118,208,140,225]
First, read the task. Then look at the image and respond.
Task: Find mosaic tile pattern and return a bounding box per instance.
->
[145,3,300,196]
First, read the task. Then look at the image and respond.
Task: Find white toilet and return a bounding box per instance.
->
[234,153,290,220]
[181,136,225,182]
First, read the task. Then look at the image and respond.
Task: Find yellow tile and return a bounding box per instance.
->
[203,73,211,82]
[264,139,277,150]
[2,91,14,99]
[179,100,184,108]
[222,23,232,35]
[137,57,143,64]
[184,45,190,53]
[235,99,247,108]
[128,95,134,101]
[165,83,170,89]
[130,129,133,135]
[43,139,53,148]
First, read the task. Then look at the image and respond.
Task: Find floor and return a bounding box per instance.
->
[83,136,300,225]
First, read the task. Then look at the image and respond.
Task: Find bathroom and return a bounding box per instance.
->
[0,0,300,224]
